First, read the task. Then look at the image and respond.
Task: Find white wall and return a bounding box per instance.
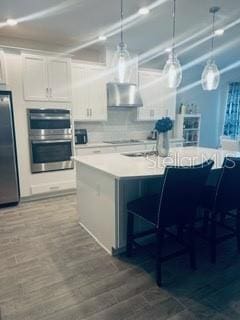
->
[177,65,220,148]
[5,49,75,198]
[177,64,240,148]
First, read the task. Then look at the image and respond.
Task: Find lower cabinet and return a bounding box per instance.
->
[31,180,76,195]
[115,145,146,153]
[75,145,146,156]
[145,143,157,151]
[171,142,184,148]
[75,147,116,156]
[75,141,183,156]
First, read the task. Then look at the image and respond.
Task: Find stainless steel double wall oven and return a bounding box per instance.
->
[28,108,74,173]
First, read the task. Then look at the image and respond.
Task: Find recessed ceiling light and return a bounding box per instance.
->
[6,18,18,26]
[165,47,172,53]
[138,7,150,15]
[98,35,107,41]
[214,28,224,36]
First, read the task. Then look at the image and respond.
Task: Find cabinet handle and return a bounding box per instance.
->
[90,108,93,117]
[49,88,52,98]
[87,109,89,117]
[92,150,101,154]
[46,88,49,97]
[49,186,59,190]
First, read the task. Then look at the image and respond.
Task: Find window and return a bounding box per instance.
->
[224,82,240,138]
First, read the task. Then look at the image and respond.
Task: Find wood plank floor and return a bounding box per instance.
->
[1,195,240,319]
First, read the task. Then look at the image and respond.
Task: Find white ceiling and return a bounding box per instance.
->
[0,0,239,68]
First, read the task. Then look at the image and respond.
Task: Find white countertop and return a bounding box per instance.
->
[74,147,240,180]
[74,138,184,149]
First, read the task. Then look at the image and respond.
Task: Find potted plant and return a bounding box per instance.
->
[155,117,173,157]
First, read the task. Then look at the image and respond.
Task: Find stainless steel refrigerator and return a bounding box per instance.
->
[0,91,20,206]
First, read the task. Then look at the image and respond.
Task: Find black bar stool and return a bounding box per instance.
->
[200,157,240,263]
[126,159,214,286]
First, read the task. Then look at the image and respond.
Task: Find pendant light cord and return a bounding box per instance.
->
[172,0,176,56]
[120,0,124,47]
[211,11,216,60]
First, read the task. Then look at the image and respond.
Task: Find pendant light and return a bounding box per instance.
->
[201,7,220,91]
[112,0,133,83]
[163,0,182,89]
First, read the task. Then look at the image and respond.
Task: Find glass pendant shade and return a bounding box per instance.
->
[163,53,182,89]
[201,59,220,91]
[112,43,133,83]
[201,7,221,91]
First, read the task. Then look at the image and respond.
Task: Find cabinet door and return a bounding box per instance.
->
[22,54,48,101]
[0,50,7,84]
[151,74,165,120]
[115,145,146,153]
[160,81,176,120]
[137,70,176,121]
[87,66,107,121]
[138,71,160,121]
[48,58,71,102]
[145,143,156,151]
[76,147,116,156]
[72,64,89,120]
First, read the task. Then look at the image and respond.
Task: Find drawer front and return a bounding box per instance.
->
[31,180,75,194]
[144,143,156,151]
[76,147,116,156]
[115,145,146,153]
[171,142,183,148]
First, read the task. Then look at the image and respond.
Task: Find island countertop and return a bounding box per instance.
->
[74,147,239,180]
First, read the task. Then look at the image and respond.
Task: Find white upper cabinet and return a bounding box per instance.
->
[48,58,71,102]
[22,54,48,101]
[137,69,176,121]
[72,63,107,121]
[22,53,71,102]
[161,78,177,120]
[87,65,107,121]
[0,50,7,85]
[72,64,89,120]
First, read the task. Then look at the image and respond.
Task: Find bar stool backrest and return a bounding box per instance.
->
[215,157,240,211]
[157,160,214,228]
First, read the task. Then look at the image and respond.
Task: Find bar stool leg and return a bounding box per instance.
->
[189,223,197,270]
[202,210,210,235]
[210,212,217,264]
[236,209,240,253]
[156,227,164,287]
[126,212,134,257]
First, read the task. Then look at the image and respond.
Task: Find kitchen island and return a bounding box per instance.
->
[74,147,239,255]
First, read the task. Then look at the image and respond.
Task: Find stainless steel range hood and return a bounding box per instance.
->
[107,83,143,108]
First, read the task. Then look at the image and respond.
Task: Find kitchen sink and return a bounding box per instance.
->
[103,139,142,144]
[123,151,158,157]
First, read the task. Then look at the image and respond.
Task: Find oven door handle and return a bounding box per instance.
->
[31,139,72,144]
[30,115,70,120]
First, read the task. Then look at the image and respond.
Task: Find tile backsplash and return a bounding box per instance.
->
[74,108,156,142]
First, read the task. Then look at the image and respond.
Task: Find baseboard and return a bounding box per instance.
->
[79,221,113,255]
[111,246,126,256]
[21,189,76,203]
